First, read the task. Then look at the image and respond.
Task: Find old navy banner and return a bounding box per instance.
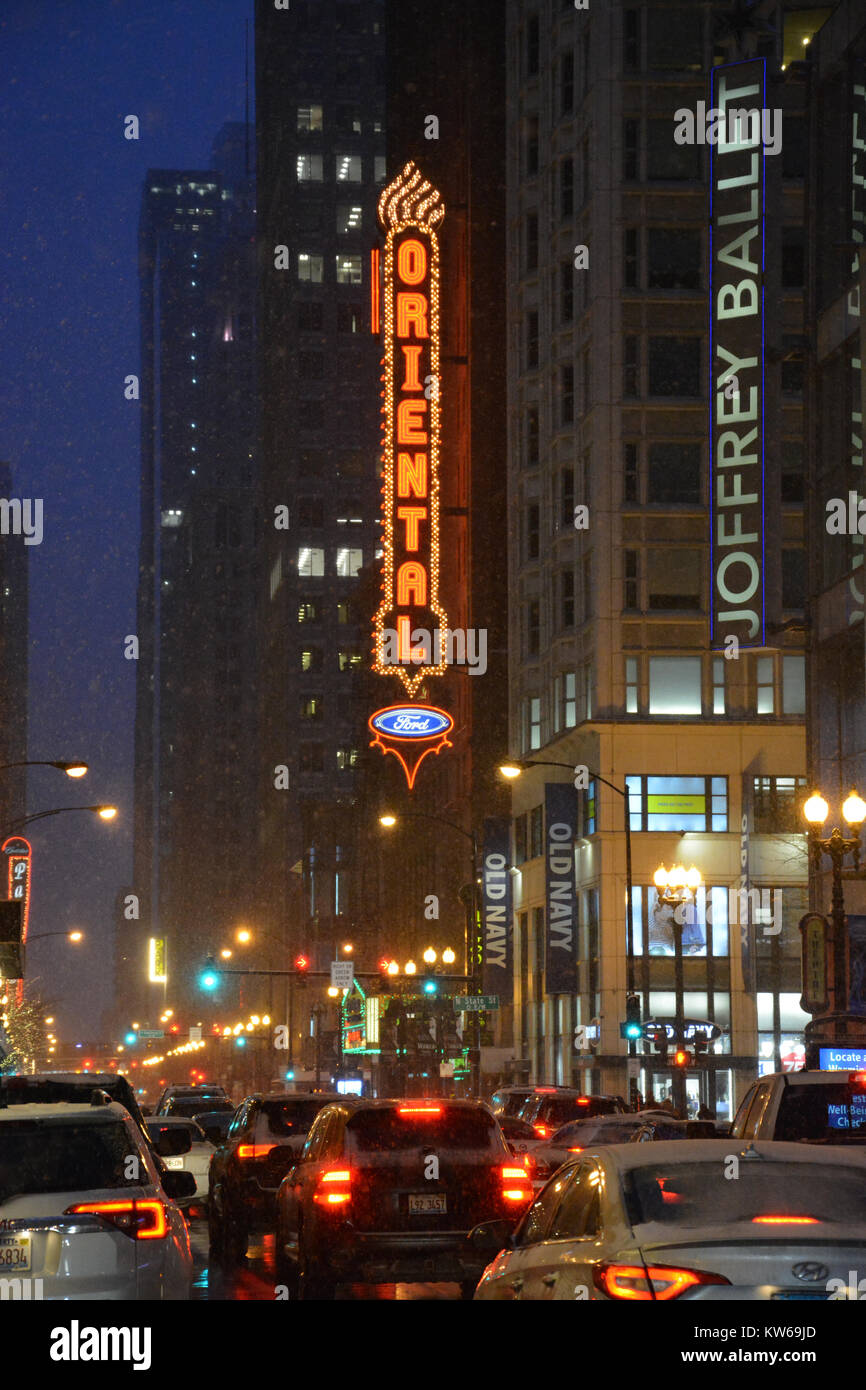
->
[545,784,578,993]
[481,817,513,1004]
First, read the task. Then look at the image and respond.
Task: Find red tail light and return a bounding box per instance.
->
[567,1145,584,1153]
[66,1199,168,1241]
[397,1105,443,1117]
[237,1143,277,1159]
[752,1215,819,1225]
[501,1164,532,1204]
[313,1167,352,1206]
[533,1123,550,1138]
[575,1097,591,1106]
[594,1262,731,1301]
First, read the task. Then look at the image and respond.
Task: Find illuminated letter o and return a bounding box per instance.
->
[398,237,427,286]
[716,552,759,605]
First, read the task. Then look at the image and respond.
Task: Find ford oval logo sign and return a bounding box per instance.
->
[371,706,452,739]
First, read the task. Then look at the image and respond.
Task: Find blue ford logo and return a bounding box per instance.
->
[371,706,452,739]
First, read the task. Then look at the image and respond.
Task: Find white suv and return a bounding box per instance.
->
[731,1069,866,1143]
[0,1097,194,1299]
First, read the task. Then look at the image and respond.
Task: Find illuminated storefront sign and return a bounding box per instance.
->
[2,837,31,1002]
[368,704,453,790]
[545,784,577,994]
[148,936,167,985]
[709,59,766,651]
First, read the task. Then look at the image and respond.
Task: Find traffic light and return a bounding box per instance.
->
[124,1031,137,1046]
[672,1048,692,1068]
[422,975,438,996]
[295,954,310,986]
[200,957,219,992]
[620,992,642,1041]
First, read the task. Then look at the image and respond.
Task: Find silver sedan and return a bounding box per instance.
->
[472,1139,866,1300]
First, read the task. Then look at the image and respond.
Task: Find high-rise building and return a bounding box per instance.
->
[131,124,258,1023]
[504,0,820,1118]
[0,462,29,833]
[254,0,387,1018]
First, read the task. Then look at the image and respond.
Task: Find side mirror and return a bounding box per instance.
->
[152,1128,193,1157]
[469,1219,513,1255]
[162,1169,197,1201]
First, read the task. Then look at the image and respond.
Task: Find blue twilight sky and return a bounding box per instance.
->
[0,0,252,1039]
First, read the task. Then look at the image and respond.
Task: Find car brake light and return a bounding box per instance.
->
[533,1123,549,1138]
[501,1165,532,1203]
[567,1146,584,1153]
[397,1105,443,1117]
[576,1097,591,1106]
[314,1167,352,1206]
[594,1262,731,1301]
[237,1143,277,1159]
[535,1087,557,1094]
[752,1215,819,1225]
[66,1199,168,1241]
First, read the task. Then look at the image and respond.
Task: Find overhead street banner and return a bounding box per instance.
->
[481,817,512,1004]
[710,58,767,651]
[545,784,578,994]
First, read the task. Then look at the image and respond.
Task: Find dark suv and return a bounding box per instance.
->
[518,1091,627,1138]
[273,1098,533,1299]
[208,1091,341,1263]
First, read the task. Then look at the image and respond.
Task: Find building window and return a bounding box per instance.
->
[627,775,728,832]
[624,227,638,288]
[525,212,539,271]
[648,337,701,396]
[298,254,324,284]
[624,442,639,502]
[579,136,591,206]
[782,655,805,715]
[530,804,544,858]
[623,118,639,180]
[560,467,574,527]
[269,553,283,601]
[297,498,324,527]
[300,648,323,672]
[514,816,527,866]
[525,116,539,177]
[623,7,640,70]
[584,663,593,720]
[646,8,703,70]
[336,254,362,285]
[633,886,729,959]
[560,569,575,628]
[756,656,775,714]
[336,746,360,772]
[624,549,638,610]
[298,547,325,577]
[560,364,574,424]
[301,697,323,720]
[647,443,701,504]
[296,154,324,181]
[526,13,540,76]
[752,776,808,833]
[624,336,639,396]
[647,228,701,289]
[297,301,324,332]
[552,675,562,734]
[647,118,701,180]
[336,601,350,624]
[647,548,701,610]
[625,657,638,713]
[336,154,363,182]
[713,658,725,715]
[526,406,539,467]
[336,204,363,235]
[297,105,323,133]
[560,261,574,323]
[560,50,574,114]
[336,548,363,577]
[781,440,805,504]
[374,155,387,184]
[299,743,325,772]
[560,158,574,217]
[581,350,590,415]
[781,355,805,397]
[298,601,321,623]
[781,227,805,288]
[526,311,539,370]
[648,656,702,715]
[782,116,806,179]
[525,502,540,560]
[782,549,805,610]
[564,672,577,728]
[337,650,363,672]
[526,599,541,656]
[526,698,542,752]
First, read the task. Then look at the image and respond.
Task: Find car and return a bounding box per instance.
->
[1,1072,150,1141]
[629,1117,718,1143]
[273,1097,534,1299]
[194,1109,235,1146]
[517,1090,628,1138]
[161,1095,235,1120]
[145,1116,215,1211]
[489,1085,574,1120]
[525,1113,657,1188]
[731,1069,866,1143]
[0,1095,195,1300]
[208,1091,342,1264]
[155,1084,229,1117]
[498,1115,544,1158]
[471,1139,866,1300]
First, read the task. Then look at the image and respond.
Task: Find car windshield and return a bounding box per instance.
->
[624,1161,866,1227]
[551,1120,642,1146]
[775,1084,866,1141]
[347,1106,505,1154]
[261,1099,334,1135]
[0,1120,146,1201]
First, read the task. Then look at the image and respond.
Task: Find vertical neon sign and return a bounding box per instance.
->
[3,837,31,1004]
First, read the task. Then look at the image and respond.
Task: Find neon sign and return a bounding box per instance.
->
[709,59,766,651]
[368,704,453,790]
[2,837,31,1003]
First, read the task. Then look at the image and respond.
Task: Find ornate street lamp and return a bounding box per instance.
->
[653,864,703,1116]
[802,789,866,1039]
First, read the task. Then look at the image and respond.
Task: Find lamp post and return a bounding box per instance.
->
[2,805,117,837]
[500,758,636,1101]
[802,790,866,1050]
[653,864,702,1116]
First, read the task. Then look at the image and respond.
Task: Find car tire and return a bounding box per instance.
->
[297,1239,335,1300]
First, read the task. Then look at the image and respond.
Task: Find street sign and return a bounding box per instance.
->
[138,1029,164,1039]
[800,913,829,1014]
[330,961,354,990]
[189,1026,202,1041]
[454,995,499,1011]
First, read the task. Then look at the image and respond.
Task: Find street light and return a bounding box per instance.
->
[802,788,866,1042]
[654,863,703,1116]
[0,760,88,778]
[2,805,118,837]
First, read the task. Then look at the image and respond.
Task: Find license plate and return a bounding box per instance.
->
[409,1194,446,1215]
[772,1290,829,1300]
[0,1235,31,1272]
[165,1156,185,1170]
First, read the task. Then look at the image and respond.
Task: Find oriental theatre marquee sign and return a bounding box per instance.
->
[369,162,454,788]
[710,60,767,651]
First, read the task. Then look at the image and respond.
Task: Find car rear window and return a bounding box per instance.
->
[552,1120,643,1146]
[259,1099,331,1137]
[775,1083,866,1141]
[148,1120,203,1144]
[624,1161,866,1227]
[346,1106,505,1154]
[0,1120,146,1201]
[545,1097,620,1125]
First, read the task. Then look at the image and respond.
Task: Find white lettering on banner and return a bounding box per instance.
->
[484,852,508,969]
[547,822,574,952]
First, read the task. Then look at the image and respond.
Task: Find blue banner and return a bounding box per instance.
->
[481,818,512,1004]
[545,784,578,993]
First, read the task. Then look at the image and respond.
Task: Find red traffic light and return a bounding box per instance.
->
[673,1049,692,1067]
[295,954,310,972]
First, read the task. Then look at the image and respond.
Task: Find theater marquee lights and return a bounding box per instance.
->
[370,162,452,788]
[2,837,31,1004]
[709,59,767,651]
